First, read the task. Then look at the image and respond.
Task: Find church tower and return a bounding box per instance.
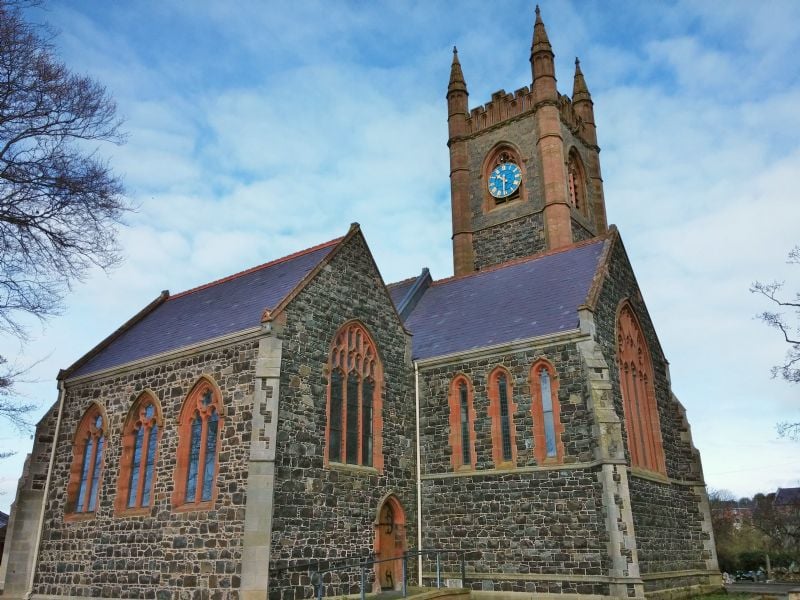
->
[447,6,608,276]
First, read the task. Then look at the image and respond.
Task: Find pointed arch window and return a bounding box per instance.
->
[65,404,107,519]
[482,144,526,211]
[567,150,587,215]
[173,378,223,510]
[447,375,476,470]
[530,359,565,463]
[487,367,517,467]
[326,321,384,472]
[617,303,666,475]
[116,392,162,515]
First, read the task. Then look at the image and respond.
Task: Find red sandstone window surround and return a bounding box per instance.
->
[65,403,107,520]
[172,377,223,510]
[116,391,163,515]
[616,302,667,475]
[487,366,518,467]
[567,149,588,216]
[325,321,384,473]
[530,359,565,463]
[481,143,526,211]
[447,375,477,470]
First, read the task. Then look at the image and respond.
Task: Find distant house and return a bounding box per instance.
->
[775,487,800,509]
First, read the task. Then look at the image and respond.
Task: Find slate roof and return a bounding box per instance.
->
[387,276,417,308]
[775,487,800,506]
[403,239,607,360]
[69,239,340,378]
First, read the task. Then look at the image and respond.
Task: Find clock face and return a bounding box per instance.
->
[488,162,522,199]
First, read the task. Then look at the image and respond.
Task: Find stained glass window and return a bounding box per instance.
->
[459,382,470,466]
[326,322,382,469]
[617,303,666,474]
[498,374,513,462]
[69,405,106,515]
[175,380,223,508]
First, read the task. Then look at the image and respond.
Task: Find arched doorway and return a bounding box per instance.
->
[374,494,406,591]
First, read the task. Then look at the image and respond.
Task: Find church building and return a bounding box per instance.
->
[0,8,721,600]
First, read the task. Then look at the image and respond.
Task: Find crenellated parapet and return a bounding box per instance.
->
[466,87,535,134]
[558,93,584,136]
[463,87,594,146]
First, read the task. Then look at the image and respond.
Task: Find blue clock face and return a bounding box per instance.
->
[488,162,522,199]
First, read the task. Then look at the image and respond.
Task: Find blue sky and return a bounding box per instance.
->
[1,0,798,511]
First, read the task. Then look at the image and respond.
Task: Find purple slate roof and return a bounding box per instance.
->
[404,239,606,360]
[775,487,800,506]
[69,239,340,378]
[387,277,416,308]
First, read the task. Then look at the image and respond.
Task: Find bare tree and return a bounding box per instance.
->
[751,246,800,440]
[0,1,129,428]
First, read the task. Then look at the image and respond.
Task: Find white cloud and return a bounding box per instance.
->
[2,0,800,509]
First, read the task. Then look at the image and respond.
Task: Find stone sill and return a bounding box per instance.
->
[328,461,379,476]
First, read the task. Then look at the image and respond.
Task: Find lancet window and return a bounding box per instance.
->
[447,375,476,470]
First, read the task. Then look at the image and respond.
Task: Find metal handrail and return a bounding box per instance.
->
[311,548,467,600]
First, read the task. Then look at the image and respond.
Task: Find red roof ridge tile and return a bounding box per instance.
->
[430,236,606,287]
[169,236,343,301]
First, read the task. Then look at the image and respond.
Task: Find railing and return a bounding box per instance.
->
[310,549,466,600]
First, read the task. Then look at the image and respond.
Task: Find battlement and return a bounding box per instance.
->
[557,93,585,137]
[466,86,534,134]
[466,86,587,140]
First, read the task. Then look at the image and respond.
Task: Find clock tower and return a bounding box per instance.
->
[447,6,608,276]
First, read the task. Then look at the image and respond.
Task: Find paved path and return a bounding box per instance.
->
[726,581,800,596]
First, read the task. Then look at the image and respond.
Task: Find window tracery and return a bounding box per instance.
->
[117,392,162,514]
[617,303,666,475]
[567,150,587,215]
[326,321,384,471]
[66,404,107,518]
[173,377,222,509]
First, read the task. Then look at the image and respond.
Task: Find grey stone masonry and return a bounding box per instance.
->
[30,339,260,600]
[267,230,417,600]
[0,404,58,599]
[417,337,609,594]
[591,232,720,592]
[473,213,546,271]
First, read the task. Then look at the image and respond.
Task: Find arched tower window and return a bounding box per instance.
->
[447,375,476,470]
[530,359,565,463]
[487,367,517,467]
[567,149,588,216]
[66,403,107,518]
[617,302,666,475]
[173,377,223,510]
[326,321,384,472]
[116,391,162,514]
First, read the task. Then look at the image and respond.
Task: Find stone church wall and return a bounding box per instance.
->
[417,342,610,595]
[267,232,417,600]
[473,213,546,271]
[465,113,549,270]
[0,404,58,598]
[592,235,713,583]
[30,340,259,600]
